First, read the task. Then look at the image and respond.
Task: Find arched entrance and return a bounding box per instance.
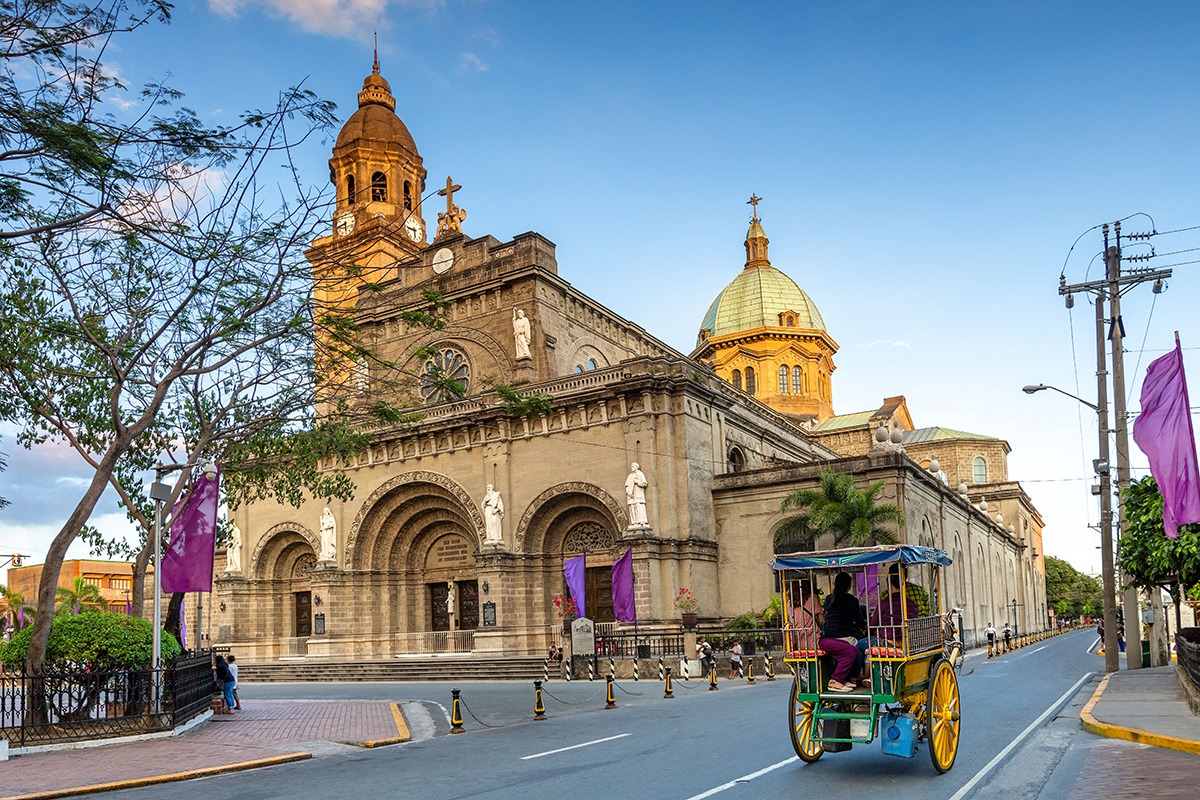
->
[561,522,619,623]
[423,532,479,631]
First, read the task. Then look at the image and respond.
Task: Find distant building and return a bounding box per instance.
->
[6,559,135,615]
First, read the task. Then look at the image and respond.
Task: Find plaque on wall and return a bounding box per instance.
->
[313,612,326,635]
[482,601,497,627]
[570,617,595,656]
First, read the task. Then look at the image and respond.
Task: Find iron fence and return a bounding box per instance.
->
[1177,628,1200,692]
[0,652,216,748]
[591,627,785,659]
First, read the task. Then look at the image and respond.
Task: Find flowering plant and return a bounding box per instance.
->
[552,593,579,620]
[673,587,699,614]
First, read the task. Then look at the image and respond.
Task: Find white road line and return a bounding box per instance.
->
[683,756,799,800]
[1030,645,1048,654]
[947,672,1095,800]
[520,733,631,760]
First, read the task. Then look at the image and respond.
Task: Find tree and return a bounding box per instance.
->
[1,583,35,632]
[54,575,108,614]
[1118,475,1200,628]
[773,469,904,551]
[1043,555,1102,620]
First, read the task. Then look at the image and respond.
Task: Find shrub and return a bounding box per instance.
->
[0,612,181,668]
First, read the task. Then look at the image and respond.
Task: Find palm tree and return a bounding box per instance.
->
[54,576,108,615]
[1,584,34,631]
[773,469,904,552]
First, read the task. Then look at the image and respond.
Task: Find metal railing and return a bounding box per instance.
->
[1177,628,1200,692]
[0,652,215,749]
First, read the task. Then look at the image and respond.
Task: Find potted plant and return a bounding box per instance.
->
[674,587,699,629]
[552,593,579,635]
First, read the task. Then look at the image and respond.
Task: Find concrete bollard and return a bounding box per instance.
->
[765,652,776,681]
[588,657,595,682]
[633,657,640,681]
[658,656,665,682]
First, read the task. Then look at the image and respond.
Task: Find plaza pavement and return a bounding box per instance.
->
[0,659,1197,799]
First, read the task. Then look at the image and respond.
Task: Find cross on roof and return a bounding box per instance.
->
[747,193,762,222]
[438,176,462,218]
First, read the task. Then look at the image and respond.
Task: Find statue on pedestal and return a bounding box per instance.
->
[225,522,243,574]
[319,507,337,563]
[626,462,649,528]
[482,484,504,543]
[513,309,532,360]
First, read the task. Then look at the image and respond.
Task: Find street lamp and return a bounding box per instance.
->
[148,459,216,713]
[1024,380,1120,673]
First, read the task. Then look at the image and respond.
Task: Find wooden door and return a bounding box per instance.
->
[458,581,479,630]
[294,591,312,637]
[586,566,615,622]
[430,583,449,631]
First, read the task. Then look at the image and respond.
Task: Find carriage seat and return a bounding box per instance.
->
[866,646,904,657]
[789,649,827,657]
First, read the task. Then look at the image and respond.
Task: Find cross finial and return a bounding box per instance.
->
[435,176,467,238]
[747,193,762,222]
[438,176,461,215]
[373,33,379,73]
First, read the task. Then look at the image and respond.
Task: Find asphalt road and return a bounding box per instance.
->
[99,630,1103,800]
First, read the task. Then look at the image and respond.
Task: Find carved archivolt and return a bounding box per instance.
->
[515,482,627,553]
[346,470,485,564]
[249,522,319,580]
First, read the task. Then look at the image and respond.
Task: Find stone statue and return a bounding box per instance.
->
[319,507,337,563]
[482,484,504,543]
[226,522,242,573]
[625,462,649,528]
[512,309,532,360]
[446,581,456,616]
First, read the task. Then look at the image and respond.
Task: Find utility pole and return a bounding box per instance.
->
[1061,221,1172,671]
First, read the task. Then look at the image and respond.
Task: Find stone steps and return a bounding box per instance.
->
[238,656,550,683]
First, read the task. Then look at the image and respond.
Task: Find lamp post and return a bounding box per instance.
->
[147,460,217,713]
[1024,380,1120,672]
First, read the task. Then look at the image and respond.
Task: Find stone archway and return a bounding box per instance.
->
[248,524,319,642]
[347,471,484,567]
[515,482,626,553]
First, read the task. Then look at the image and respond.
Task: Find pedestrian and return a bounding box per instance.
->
[1117,620,1126,653]
[213,655,235,714]
[696,637,714,677]
[227,654,241,710]
[985,621,997,651]
[728,639,743,679]
[1002,622,1013,652]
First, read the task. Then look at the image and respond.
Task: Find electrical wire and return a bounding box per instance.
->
[1126,292,1158,411]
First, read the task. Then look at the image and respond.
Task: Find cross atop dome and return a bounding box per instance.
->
[747,193,762,223]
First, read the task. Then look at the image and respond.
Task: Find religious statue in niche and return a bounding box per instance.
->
[319,507,337,563]
[625,462,649,528]
[225,522,242,574]
[482,484,504,543]
[446,580,457,617]
[512,309,532,360]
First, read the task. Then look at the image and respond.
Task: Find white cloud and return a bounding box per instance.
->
[459,52,488,73]
[208,1,442,38]
[864,339,911,349]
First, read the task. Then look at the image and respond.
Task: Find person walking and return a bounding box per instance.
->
[728,640,743,679]
[227,654,241,710]
[985,622,997,656]
[696,637,715,677]
[1002,622,1013,653]
[213,655,235,714]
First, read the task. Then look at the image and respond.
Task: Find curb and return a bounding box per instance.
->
[361,701,412,748]
[1080,675,1200,756]
[1,751,312,800]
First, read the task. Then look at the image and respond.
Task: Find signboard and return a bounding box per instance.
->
[313,612,326,635]
[425,535,473,571]
[482,601,497,627]
[570,617,595,656]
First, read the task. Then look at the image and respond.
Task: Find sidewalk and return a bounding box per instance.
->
[1081,665,1200,756]
[0,699,410,800]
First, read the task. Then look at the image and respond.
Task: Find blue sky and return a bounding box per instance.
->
[3,1,1200,583]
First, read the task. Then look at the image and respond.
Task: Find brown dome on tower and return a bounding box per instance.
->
[334,58,419,156]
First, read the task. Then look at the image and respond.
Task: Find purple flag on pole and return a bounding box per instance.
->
[1132,339,1200,538]
[563,554,587,619]
[161,469,220,593]
[179,600,186,645]
[611,547,636,622]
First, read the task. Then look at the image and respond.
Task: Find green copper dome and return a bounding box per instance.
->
[699,265,826,340]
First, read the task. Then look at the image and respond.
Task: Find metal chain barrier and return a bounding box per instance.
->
[456,693,533,729]
[542,685,605,706]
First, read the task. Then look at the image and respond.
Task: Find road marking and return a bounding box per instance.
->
[947,672,1094,800]
[683,756,799,800]
[1030,645,1048,654]
[520,733,631,760]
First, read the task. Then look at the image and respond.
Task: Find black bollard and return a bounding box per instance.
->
[709,663,718,691]
[664,667,674,699]
[534,680,546,720]
[450,688,465,734]
[605,675,617,709]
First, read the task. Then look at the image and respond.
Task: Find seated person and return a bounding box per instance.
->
[822,571,868,678]
[792,577,859,693]
[860,566,920,655]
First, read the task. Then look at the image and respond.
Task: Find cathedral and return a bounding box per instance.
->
[211,61,1046,661]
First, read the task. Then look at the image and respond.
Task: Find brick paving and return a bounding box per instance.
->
[0,700,405,800]
[1066,738,1200,799]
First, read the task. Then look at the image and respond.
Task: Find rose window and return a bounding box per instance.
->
[420,346,470,404]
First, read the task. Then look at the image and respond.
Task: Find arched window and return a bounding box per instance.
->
[792,366,802,393]
[728,447,746,473]
[346,175,356,204]
[778,365,789,393]
[371,171,388,202]
[732,370,742,391]
[786,315,796,327]
[588,359,598,370]
[575,365,584,373]
[745,366,756,394]
[972,457,988,484]
[403,180,413,210]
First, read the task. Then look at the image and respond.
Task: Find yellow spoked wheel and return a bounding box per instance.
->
[927,659,961,773]
[788,679,824,763]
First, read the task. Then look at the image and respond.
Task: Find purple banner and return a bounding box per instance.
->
[161,469,220,593]
[611,547,636,622]
[563,554,586,619]
[1132,340,1200,538]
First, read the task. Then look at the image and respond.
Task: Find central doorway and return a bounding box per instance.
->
[429,580,480,631]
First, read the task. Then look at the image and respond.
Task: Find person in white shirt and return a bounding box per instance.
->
[227,654,241,710]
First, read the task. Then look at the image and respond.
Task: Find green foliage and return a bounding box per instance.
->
[774,470,904,551]
[1117,476,1200,602]
[759,594,784,626]
[0,612,180,668]
[489,382,555,419]
[55,575,108,614]
[1044,555,1103,619]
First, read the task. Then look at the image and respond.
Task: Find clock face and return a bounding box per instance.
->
[335,213,355,236]
[432,248,454,274]
[405,217,423,243]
